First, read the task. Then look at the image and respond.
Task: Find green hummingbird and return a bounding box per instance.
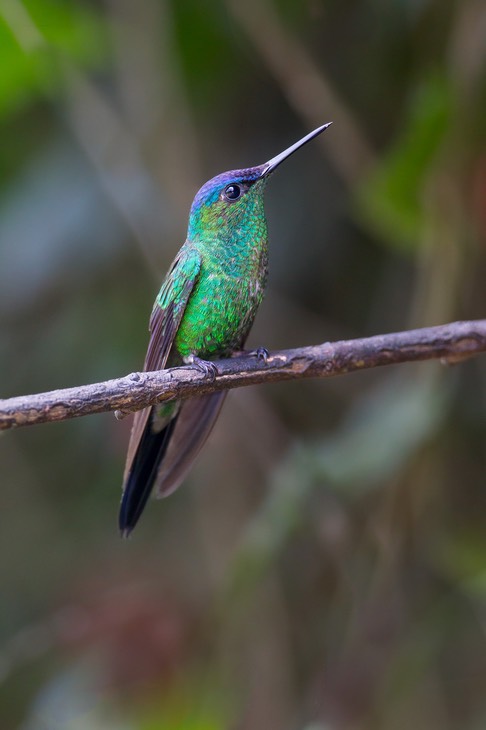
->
[120,123,332,535]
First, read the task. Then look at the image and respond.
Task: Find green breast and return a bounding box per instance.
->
[174,244,268,359]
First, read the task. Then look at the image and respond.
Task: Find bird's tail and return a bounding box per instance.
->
[119,410,178,537]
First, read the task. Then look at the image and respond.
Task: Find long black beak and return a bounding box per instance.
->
[262,122,332,177]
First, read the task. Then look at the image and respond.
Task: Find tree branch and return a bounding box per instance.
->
[1,320,485,431]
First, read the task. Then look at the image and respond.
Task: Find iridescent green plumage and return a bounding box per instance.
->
[120,124,331,535]
[173,175,269,360]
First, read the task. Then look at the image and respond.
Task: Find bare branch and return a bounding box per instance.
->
[1,321,485,432]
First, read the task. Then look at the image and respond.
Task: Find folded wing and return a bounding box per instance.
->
[119,246,202,535]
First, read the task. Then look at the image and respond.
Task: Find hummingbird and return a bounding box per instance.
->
[119,123,332,536]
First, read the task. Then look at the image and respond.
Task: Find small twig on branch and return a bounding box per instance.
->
[1,321,485,432]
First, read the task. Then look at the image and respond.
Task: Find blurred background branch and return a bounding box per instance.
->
[226,0,376,187]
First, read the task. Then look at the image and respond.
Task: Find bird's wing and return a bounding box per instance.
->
[154,391,227,498]
[122,246,201,484]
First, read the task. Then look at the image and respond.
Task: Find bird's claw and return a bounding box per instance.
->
[251,346,269,363]
[186,355,218,381]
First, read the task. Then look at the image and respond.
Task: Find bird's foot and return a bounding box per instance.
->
[250,346,269,363]
[184,355,218,382]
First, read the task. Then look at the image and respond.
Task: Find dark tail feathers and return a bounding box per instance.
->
[119,414,178,537]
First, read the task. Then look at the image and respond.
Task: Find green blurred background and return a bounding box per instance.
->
[1,0,485,728]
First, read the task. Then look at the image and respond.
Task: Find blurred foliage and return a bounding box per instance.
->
[0,0,485,729]
[360,74,452,250]
[0,0,105,117]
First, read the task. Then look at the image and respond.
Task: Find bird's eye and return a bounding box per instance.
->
[223,183,242,201]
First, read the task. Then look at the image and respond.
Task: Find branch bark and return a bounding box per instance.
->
[1,320,485,432]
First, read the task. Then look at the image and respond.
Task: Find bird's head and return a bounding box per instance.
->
[187,123,332,243]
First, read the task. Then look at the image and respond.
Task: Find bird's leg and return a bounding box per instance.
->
[184,354,218,381]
